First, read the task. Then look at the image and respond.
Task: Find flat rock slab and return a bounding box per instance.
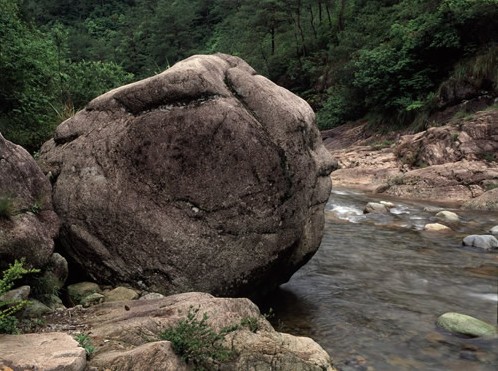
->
[37,292,335,371]
[0,332,86,371]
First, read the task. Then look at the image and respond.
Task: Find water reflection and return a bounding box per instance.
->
[264,189,498,370]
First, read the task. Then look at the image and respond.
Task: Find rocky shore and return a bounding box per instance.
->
[323,108,498,209]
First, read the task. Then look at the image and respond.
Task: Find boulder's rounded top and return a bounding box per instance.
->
[39,54,333,298]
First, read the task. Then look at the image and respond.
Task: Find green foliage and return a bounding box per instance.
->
[74,333,95,358]
[370,139,395,150]
[3,0,498,140]
[160,306,236,370]
[62,60,134,109]
[0,259,39,334]
[29,200,42,214]
[26,273,60,305]
[240,316,260,333]
[0,0,60,152]
[485,182,498,191]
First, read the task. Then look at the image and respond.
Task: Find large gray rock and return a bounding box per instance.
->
[0,134,60,269]
[462,235,498,250]
[39,54,334,297]
[0,332,86,371]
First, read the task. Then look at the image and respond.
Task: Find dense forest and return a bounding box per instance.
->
[1,0,497,151]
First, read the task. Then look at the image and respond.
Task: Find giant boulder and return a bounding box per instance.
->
[0,134,60,269]
[39,54,334,297]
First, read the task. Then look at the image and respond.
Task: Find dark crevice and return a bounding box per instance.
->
[53,133,79,145]
[114,93,223,116]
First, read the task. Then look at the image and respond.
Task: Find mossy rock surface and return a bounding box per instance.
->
[436,312,497,338]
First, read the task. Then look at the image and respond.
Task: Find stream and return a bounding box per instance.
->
[264,188,498,371]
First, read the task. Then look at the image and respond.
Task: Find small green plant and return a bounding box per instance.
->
[485,182,498,191]
[160,306,236,370]
[240,316,260,333]
[0,196,14,219]
[29,200,43,214]
[388,175,406,186]
[481,152,496,163]
[371,139,394,150]
[74,333,95,358]
[27,273,60,305]
[0,259,40,334]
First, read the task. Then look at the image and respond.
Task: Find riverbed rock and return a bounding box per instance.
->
[436,312,497,338]
[39,53,334,298]
[363,202,390,214]
[461,188,498,211]
[435,211,460,223]
[462,235,498,250]
[423,223,452,232]
[67,282,102,306]
[0,285,30,303]
[489,226,498,235]
[0,332,86,371]
[38,292,335,370]
[0,134,60,269]
[104,286,140,302]
[81,292,105,307]
[23,299,53,318]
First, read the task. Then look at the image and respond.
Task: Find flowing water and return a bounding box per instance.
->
[264,188,498,371]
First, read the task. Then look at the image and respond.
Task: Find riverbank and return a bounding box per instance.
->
[265,188,498,371]
[322,108,498,208]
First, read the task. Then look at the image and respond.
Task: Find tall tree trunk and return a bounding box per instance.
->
[338,0,346,31]
[295,0,307,56]
[309,4,317,40]
[270,26,276,55]
[325,0,333,28]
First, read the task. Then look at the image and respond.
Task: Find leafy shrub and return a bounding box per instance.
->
[74,333,95,358]
[160,306,236,370]
[0,259,39,334]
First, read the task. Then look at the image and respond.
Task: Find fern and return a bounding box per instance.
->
[0,259,39,334]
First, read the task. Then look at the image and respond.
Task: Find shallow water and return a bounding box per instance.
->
[264,189,498,370]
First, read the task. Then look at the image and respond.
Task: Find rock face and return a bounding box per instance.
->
[0,134,60,269]
[39,54,334,297]
[462,188,498,211]
[395,110,498,167]
[325,109,498,205]
[50,292,336,371]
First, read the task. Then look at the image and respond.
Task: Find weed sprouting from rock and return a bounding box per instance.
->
[160,306,237,370]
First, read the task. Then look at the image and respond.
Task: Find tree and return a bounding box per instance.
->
[0,0,60,151]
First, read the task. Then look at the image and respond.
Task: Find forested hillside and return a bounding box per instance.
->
[1,0,497,151]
